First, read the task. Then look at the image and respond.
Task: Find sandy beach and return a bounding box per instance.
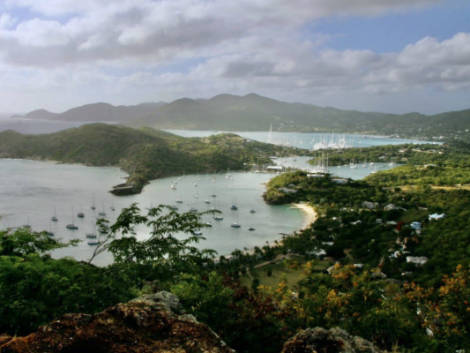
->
[292,202,318,230]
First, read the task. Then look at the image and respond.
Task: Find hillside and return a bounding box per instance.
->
[15,102,165,123]
[14,93,470,139]
[0,124,307,195]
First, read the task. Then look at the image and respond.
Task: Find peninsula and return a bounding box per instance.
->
[0,123,309,195]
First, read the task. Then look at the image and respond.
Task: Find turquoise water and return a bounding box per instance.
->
[166,130,433,150]
[0,159,303,265]
[273,156,398,179]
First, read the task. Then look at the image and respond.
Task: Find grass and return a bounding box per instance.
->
[242,257,331,289]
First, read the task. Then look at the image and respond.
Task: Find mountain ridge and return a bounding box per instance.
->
[11,93,470,139]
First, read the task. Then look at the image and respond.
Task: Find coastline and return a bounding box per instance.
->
[292,202,318,230]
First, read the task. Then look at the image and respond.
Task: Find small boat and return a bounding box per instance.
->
[211,194,217,198]
[45,231,54,237]
[248,227,255,231]
[77,212,85,218]
[204,200,211,204]
[189,208,198,213]
[98,212,106,217]
[194,230,203,236]
[111,207,115,211]
[204,222,213,227]
[213,216,224,221]
[250,209,256,214]
[231,223,241,228]
[87,240,99,246]
[86,233,97,239]
[170,184,177,190]
[231,205,238,211]
[51,208,58,222]
[66,224,78,230]
[91,194,96,210]
[176,200,183,204]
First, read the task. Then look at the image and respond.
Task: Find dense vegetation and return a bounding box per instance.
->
[2,137,470,352]
[314,142,470,187]
[0,124,307,194]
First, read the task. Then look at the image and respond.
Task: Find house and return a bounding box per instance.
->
[332,178,348,185]
[362,201,378,209]
[266,165,284,172]
[410,221,422,231]
[307,248,326,257]
[428,213,445,221]
[406,256,428,265]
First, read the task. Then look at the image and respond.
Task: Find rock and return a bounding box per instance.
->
[281,327,383,353]
[0,291,234,353]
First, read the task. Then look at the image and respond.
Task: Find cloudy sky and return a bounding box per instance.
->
[0,0,469,114]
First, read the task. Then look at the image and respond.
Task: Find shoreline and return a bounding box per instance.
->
[292,202,318,230]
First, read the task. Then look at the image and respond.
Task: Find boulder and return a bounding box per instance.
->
[0,291,234,353]
[281,327,383,353]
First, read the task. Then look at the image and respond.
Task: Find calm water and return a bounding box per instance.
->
[273,156,398,179]
[166,129,433,149]
[0,120,420,265]
[0,159,303,265]
[0,118,85,134]
[0,118,430,148]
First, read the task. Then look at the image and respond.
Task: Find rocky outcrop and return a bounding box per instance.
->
[281,327,383,353]
[0,291,234,353]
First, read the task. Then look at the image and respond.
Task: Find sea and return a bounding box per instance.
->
[0,118,427,265]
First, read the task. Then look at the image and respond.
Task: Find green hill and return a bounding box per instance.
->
[16,93,470,140]
[0,124,306,195]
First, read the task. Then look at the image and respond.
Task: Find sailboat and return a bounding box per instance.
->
[44,218,55,237]
[98,203,106,217]
[51,207,58,222]
[22,217,31,230]
[268,123,273,144]
[231,210,241,228]
[66,208,78,230]
[91,194,96,211]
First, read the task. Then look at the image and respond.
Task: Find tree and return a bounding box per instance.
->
[88,203,217,275]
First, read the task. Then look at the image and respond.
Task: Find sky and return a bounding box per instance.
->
[0,0,469,114]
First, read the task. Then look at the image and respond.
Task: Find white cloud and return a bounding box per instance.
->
[0,0,469,114]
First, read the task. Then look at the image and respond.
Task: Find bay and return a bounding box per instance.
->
[0,159,304,265]
[165,129,434,150]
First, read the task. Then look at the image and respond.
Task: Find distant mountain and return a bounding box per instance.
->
[134,93,470,139]
[14,94,470,139]
[15,102,166,123]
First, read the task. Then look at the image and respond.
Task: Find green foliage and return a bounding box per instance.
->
[0,124,307,193]
[0,228,75,256]
[89,203,217,273]
[171,272,234,328]
[0,255,137,335]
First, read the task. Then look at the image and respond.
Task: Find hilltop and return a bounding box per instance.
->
[0,123,307,195]
[13,93,470,140]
